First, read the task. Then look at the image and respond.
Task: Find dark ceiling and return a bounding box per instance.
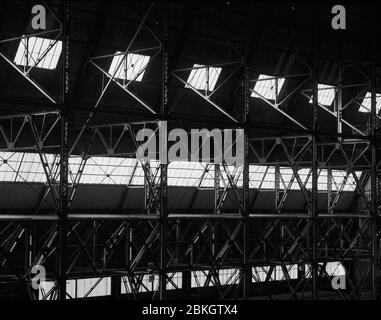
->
[0,1,380,142]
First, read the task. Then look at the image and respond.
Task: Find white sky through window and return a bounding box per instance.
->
[251,74,285,100]
[309,84,336,106]
[0,151,361,192]
[108,52,150,82]
[14,37,62,69]
[39,277,111,300]
[185,64,222,92]
[358,91,381,113]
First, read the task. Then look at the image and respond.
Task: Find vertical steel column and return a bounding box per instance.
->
[327,168,332,213]
[311,3,319,300]
[215,164,221,214]
[25,222,34,298]
[242,23,250,299]
[159,3,168,301]
[111,275,121,299]
[370,36,378,300]
[275,164,280,211]
[144,162,151,213]
[336,61,342,140]
[58,1,70,301]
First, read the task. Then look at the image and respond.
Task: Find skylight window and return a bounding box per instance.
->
[108,52,150,82]
[185,64,222,92]
[272,265,298,281]
[219,268,240,286]
[251,74,285,100]
[14,37,62,70]
[39,277,111,300]
[168,161,205,187]
[309,84,335,106]
[358,92,381,113]
[121,272,182,294]
[191,270,215,288]
[0,151,361,192]
[325,261,346,276]
[70,157,137,185]
[127,274,159,293]
[305,261,345,279]
[166,272,182,290]
[252,266,270,282]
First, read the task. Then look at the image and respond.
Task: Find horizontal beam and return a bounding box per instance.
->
[0,212,372,221]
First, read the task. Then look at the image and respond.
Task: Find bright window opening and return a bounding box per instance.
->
[252,265,298,283]
[121,274,160,293]
[185,64,221,92]
[76,277,111,298]
[166,272,183,290]
[252,266,270,282]
[120,272,182,294]
[38,280,56,300]
[0,152,362,192]
[38,277,111,300]
[304,261,345,278]
[69,156,138,185]
[326,261,346,276]
[251,74,285,100]
[191,270,216,288]
[219,268,240,286]
[14,37,62,69]
[108,52,150,82]
[168,161,205,187]
[273,265,298,281]
[358,92,381,113]
[309,84,336,106]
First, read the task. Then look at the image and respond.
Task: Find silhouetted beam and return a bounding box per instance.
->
[226,8,269,115]
[71,1,107,104]
[0,212,368,221]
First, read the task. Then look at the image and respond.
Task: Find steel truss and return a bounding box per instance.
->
[0,2,380,301]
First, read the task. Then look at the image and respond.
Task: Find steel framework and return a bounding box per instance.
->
[0,2,380,300]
